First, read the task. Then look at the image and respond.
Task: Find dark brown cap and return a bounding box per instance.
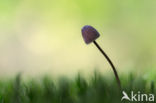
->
[81,25,100,44]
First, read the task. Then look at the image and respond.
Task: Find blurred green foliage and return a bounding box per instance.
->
[0,0,156,77]
[0,72,155,103]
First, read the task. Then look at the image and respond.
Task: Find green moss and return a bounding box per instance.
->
[0,72,155,103]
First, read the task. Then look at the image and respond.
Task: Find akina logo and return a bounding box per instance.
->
[121,91,155,102]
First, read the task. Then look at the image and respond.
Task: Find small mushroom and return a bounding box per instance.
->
[81,25,121,89]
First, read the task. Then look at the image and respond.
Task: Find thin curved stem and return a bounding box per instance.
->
[93,41,121,89]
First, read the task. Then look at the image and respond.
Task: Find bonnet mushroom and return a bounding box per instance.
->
[81,25,121,89]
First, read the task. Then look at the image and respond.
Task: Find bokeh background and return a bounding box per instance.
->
[0,0,156,79]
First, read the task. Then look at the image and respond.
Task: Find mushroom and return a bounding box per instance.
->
[81,25,121,89]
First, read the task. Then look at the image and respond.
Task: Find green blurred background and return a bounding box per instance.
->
[0,0,156,79]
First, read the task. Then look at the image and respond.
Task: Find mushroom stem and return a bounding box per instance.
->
[93,41,121,89]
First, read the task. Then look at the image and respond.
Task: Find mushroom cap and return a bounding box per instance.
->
[81,25,100,44]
